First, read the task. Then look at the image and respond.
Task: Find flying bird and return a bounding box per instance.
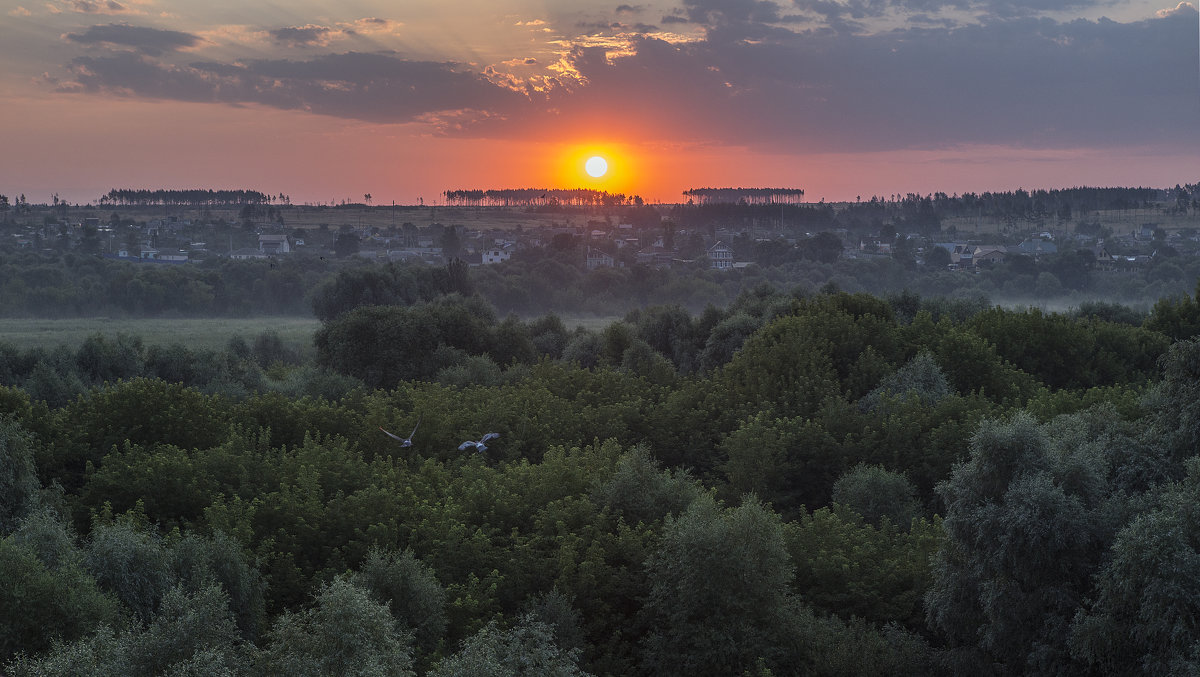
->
[458,432,500,453]
[380,414,421,448]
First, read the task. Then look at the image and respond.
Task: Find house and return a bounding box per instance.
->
[1092,245,1115,271]
[951,244,974,266]
[586,247,615,270]
[482,244,513,265]
[973,245,1007,266]
[709,241,734,269]
[259,234,292,254]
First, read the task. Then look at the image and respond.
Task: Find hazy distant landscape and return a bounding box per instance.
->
[3,0,1199,672]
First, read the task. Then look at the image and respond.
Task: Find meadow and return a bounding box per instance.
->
[0,317,322,354]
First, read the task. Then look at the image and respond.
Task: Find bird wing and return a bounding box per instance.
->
[407,414,422,440]
[458,441,476,451]
[380,427,406,442]
[480,432,500,444]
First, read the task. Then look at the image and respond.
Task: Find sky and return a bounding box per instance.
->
[2,0,1197,204]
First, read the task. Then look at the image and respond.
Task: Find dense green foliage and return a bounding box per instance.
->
[2,282,1199,675]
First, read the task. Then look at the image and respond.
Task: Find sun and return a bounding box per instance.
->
[585,156,608,178]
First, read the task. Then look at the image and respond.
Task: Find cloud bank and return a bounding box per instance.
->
[51,1,1200,153]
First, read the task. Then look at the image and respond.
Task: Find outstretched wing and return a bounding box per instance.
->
[406,414,423,440]
[480,432,500,444]
[458,441,477,451]
[380,427,406,442]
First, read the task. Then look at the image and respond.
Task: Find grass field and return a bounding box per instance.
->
[0,315,622,356]
[0,317,322,354]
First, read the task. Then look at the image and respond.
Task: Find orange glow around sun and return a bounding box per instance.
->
[556,143,637,194]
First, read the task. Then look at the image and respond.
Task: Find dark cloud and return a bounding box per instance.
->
[685,0,783,26]
[269,25,333,47]
[790,0,1108,25]
[62,51,532,127]
[64,23,200,55]
[661,14,691,23]
[70,0,130,14]
[615,4,643,12]
[54,6,1200,155]
[519,7,1199,153]
[524,57,538,64]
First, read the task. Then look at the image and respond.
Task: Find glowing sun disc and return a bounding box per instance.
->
[585,156,608,178]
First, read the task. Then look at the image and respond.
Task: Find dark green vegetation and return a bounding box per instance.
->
[4,273,1200,674]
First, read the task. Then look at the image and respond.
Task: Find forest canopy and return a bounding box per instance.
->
[2,279,1199,674]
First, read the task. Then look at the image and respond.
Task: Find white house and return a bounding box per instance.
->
[586,247,615,270]
[708,241,734,269]
[482,244,513,265]
[259,234,292,254]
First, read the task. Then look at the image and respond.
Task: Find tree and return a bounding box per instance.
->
[260,577,415,677]
[85,518,174,623]
[6,585,253,676]
[441,225,462,259]
[430,615,591,677]
[171,531,267,641]
[925,412,1117,675]
[859,351,952,413]
[802,231,844,264]
[0,418,40,533]
[333,231,359,258]
[0,526,122,662]
[353,547,447,654]
[590,446,700,525]
[1070,459,1200,674]
[924,245,952,268]
[831,464,922,529]
[641,494,799,676]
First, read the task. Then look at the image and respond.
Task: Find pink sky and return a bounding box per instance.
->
[2,0,1197,205]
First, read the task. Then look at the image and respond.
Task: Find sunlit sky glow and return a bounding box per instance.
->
[1,0,1197,204]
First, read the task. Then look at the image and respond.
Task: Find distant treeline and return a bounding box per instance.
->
[682,187,807,205]
[441,188,644,207]
[98,189,287,207]
[851,186,1169,220]
[0,253,319,317]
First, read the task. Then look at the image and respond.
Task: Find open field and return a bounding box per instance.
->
[0,317,322,354]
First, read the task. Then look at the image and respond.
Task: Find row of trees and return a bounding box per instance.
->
[442,189,644,208]
[98,189,282,207]
[681,187,807,205]
[0,253,320,317]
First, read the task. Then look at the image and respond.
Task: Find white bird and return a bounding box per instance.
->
[380,414,421,448]
[458,432,500,453]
